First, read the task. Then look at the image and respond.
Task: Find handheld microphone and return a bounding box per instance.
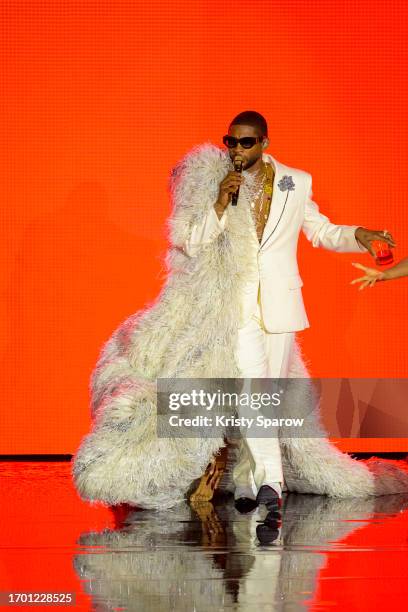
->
[231,155,243,206]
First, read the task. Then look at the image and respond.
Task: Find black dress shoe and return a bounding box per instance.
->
[256,521,280,544]
[256,485,282,512]
[234,497,259,513]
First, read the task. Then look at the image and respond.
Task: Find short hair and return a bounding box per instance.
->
[228,110,268,138]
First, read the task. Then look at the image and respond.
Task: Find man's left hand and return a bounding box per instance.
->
[355,227,396,257]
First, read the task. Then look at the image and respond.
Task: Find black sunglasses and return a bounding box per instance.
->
[222,135,263,149]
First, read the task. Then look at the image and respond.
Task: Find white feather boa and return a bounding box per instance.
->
[71,142,408,509]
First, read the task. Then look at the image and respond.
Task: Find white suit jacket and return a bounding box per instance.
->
[182,152,367,333]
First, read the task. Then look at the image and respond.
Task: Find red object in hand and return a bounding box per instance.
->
[371,240,394,266]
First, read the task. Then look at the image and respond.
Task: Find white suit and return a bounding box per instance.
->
[183,151,367,497]
[183,152,367,331]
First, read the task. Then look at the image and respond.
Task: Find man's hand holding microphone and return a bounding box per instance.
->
[213,155,244,220]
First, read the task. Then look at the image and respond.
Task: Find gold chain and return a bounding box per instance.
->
[250,162,274,234]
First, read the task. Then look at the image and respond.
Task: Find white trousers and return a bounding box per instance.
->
[232,295,295,499]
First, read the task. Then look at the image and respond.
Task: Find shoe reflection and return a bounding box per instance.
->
[74,493,408,611]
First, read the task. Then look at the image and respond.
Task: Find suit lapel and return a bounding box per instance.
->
[259,153,291,250]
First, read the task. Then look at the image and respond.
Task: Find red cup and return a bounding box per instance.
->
[371,240,394,266]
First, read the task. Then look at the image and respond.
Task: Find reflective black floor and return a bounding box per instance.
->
[2,462,408,611]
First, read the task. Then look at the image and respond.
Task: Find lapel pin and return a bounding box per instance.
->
[278,175,296,192]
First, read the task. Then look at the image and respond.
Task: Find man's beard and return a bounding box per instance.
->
[243,157,260,171]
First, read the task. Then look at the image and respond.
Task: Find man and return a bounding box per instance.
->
[72,111,408,511]
[184,111,396,512]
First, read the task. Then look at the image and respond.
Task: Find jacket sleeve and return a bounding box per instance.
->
[302,176,367,253]
[183,206,228,257]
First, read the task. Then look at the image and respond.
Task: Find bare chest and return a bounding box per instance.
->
[249,164,275,243]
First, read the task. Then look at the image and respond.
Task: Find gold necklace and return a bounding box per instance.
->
[250,162,274,228]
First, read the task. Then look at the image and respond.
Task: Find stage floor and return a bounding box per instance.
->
[1,461,408,610]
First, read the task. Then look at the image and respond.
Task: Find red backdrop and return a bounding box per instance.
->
[1,0,407,453]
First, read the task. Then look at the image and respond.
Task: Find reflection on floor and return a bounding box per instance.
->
[1,461,408,611]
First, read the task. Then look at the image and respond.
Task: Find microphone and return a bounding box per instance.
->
[231,155,243,206]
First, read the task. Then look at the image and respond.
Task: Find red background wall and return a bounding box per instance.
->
[1,0,407,453]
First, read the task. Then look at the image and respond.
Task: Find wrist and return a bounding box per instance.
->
[214,199,227,210]
[213,201,227,221]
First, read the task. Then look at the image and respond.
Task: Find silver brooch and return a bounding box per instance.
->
[278,175,295,192]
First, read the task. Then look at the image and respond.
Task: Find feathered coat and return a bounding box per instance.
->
[71,143,408,509]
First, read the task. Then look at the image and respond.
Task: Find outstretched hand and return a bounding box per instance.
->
[350,262,386,290]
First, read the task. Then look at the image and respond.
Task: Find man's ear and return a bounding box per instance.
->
[262,138,269,149]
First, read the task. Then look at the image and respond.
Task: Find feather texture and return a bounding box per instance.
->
[71,143,408,509]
